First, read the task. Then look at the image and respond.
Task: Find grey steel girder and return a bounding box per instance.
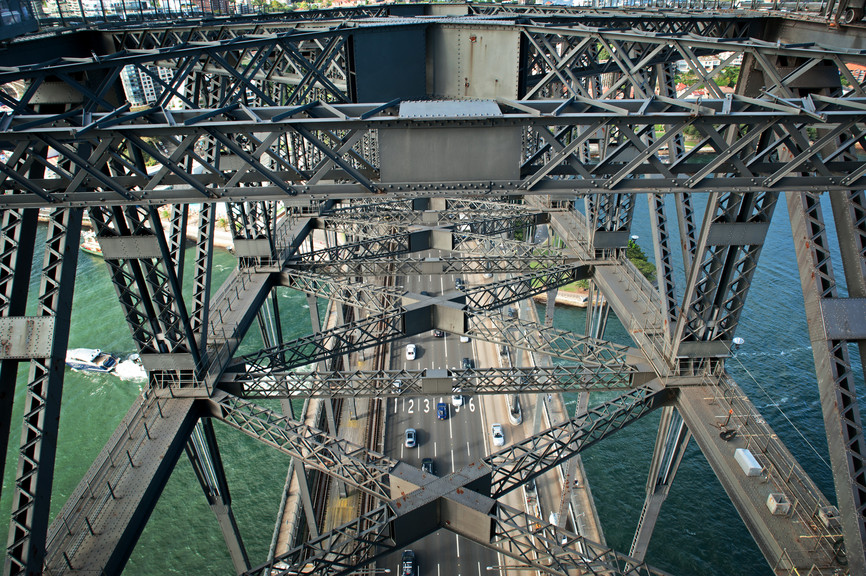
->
[278,269,406,313]
[219,365,643,399]
[205,391,397,502]
[0,208,37,495]
[246,384,673,576]
[789,190,866,572]
[465,309,646,371]
[185,419,250,573]
[672,190,779,363]
[4,97,866,207]
[5,208,82,575]
[43,394,198,576]
[486,383,672,499]
[293,253,578,278]
[629,406,691,562]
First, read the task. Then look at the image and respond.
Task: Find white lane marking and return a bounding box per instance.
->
[467,440,471,458]
[438,564,441,576]
[449,407,454,439]
[434,441,438,458]
[477,562,482,576]
[456,533,461,558]
[401,443,404,459]
[451,448,456,473]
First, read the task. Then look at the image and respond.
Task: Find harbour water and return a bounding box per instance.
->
[1,194,862,575]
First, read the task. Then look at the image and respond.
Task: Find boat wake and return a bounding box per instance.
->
[114,355,147,382]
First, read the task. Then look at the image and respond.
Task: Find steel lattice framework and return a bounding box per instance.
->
[0,4,864,576]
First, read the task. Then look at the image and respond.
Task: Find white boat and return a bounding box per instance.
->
[65,348,119,373]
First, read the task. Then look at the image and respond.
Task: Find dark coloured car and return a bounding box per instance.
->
[421,458,434,474]
[401,549,416,576]
[433,329,445,338]
[437,402,448,420]
[455,277,465,290]
[461,357,474,370]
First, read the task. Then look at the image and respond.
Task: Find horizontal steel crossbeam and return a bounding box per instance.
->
[220,365,638,398]
[3,97,866,207]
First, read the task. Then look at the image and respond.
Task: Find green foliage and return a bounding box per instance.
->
[714,66,740,88]
[627,238,656,281]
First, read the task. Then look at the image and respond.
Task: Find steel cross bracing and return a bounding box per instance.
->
[5,208,81,574]
[486,383,672,498]
[207,391,397,501]
[240,384,671,576]
[221,365,640,398]
[236,278,641,378]
[788,190,866,573]
[4,96,866,207]
[0,6,864,576]
[293,253,579,278]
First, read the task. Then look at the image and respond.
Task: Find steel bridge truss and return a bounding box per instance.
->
[229,384,670,576]
[0,6,865,576]
[222,365,638,398]
[4,95,866,206]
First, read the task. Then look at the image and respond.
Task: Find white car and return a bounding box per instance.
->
[491,423,505,447]
[405,344,416,360]
[459,335,470,343]
[452,391,464,407]
[405,428,417,448]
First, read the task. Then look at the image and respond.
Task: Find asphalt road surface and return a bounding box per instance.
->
[378,261,499,576]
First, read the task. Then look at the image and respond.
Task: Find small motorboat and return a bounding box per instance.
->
[80,230,103,257]
[65,348,119,373]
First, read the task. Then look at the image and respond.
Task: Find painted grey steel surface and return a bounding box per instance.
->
[0,317,54,360]
[0,4,865,576]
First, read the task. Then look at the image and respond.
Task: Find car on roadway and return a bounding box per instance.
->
[405,428,417,448]
[433,329,445,338]
[491,423,505,447]
[461,357,474,370]
[452,390,464,407]
[405,344,416,361]
[455,277,465,290]
[437,402,448,420]
[392,379,403,391]
[401,549,416,576]
[421,458,434,474]
[420,291,432,297]
[459,335,470,343]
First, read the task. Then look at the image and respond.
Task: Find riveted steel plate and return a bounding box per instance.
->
[0,317,55,359]
[233,239,272,258]
[100,236,162,260]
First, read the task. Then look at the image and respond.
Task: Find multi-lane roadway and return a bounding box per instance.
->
[379,264,499,576]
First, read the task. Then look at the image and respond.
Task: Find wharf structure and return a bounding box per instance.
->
[0,1,865,575]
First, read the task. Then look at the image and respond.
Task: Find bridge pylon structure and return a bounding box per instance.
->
[0,2,865,575]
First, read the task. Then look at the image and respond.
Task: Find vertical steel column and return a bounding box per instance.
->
[167,204,189,285]
[828,190,866,380]
[648,194,678,338]
[185,419,250,574]
[0,209,37,495]
[5,208,82,576]
[192,203,215,360]
[629,406,691,561]
[788,191,866,572]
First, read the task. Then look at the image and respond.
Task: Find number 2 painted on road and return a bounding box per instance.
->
[407,399,414,414]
